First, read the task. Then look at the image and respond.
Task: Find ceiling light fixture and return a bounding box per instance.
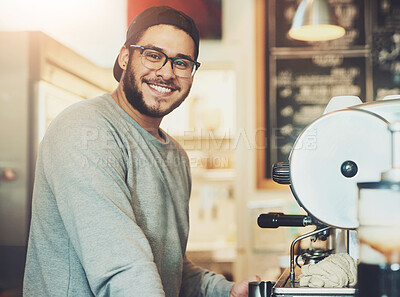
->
[288,0,345,42]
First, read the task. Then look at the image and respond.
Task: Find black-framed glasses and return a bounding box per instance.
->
[130,44,200,78]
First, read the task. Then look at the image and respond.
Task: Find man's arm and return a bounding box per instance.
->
[180,256,234,297]
[229,276,261,297]
[180,257,260,297]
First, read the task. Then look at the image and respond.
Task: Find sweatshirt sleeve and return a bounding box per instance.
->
[40,114,165,296]
[180,257,234,297]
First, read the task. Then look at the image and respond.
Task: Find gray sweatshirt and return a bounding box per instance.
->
[23,93,234,297]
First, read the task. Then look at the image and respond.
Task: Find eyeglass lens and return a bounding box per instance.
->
[141,49,195,78]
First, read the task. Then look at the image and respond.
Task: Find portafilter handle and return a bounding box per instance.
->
[258,212,313,228]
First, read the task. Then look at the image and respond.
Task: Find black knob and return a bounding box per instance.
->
[272,162,290,184]
[341,160,358,178]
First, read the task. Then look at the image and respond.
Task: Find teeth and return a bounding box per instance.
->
[149,84,172,93]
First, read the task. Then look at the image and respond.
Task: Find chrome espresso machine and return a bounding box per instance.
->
[249,95,400,297]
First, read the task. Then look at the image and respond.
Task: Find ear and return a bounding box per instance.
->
[118,45,130,71]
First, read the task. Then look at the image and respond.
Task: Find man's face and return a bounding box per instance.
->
[122,24,196,118]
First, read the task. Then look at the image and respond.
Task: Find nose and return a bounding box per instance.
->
[155,59,176,79]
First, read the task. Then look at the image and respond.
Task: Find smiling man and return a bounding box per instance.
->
[23,6,258,297]
[113,23,197,140]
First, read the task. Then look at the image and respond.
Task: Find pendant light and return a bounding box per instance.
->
[288,0,345,42]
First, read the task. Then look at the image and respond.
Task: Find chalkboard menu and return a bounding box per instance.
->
[258,0,400,185]
[263,0,371,180]
[271,54,368,163]
[260,0,400,183]
[372,0,400,99]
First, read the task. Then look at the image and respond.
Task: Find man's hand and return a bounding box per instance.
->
[229,275,261,297]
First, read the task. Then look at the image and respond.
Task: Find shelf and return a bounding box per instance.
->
[191,168,236,181]
[187,241,237,262]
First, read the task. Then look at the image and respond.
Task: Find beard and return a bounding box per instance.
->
[122,59,191,118]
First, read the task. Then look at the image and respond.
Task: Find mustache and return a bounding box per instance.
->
[142,78,180,91]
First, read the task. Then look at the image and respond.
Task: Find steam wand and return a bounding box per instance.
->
[289,226,332,283]
[257,212,331,283]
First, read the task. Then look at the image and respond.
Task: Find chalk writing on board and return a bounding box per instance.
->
[272,55,367,162]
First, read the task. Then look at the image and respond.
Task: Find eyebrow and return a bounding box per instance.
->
[144,44,195,61]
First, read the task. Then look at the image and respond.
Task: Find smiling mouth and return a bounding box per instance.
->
[148,83,175,94]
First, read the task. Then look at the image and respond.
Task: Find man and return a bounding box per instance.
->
[23,5,259,297]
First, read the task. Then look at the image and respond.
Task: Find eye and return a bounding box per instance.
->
[144,50,163,61]
[174,59,190,69]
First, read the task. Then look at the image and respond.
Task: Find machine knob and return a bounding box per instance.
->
[272,162,290,184]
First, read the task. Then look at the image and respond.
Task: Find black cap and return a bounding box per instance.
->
[113,6,200,82]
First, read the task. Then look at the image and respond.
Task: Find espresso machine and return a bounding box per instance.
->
[250,95,400,297]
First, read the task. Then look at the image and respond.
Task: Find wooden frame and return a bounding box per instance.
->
[255,0,267,188]
[255,0,287,189]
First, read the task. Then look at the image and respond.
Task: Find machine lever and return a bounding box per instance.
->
[257,212,313,228]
